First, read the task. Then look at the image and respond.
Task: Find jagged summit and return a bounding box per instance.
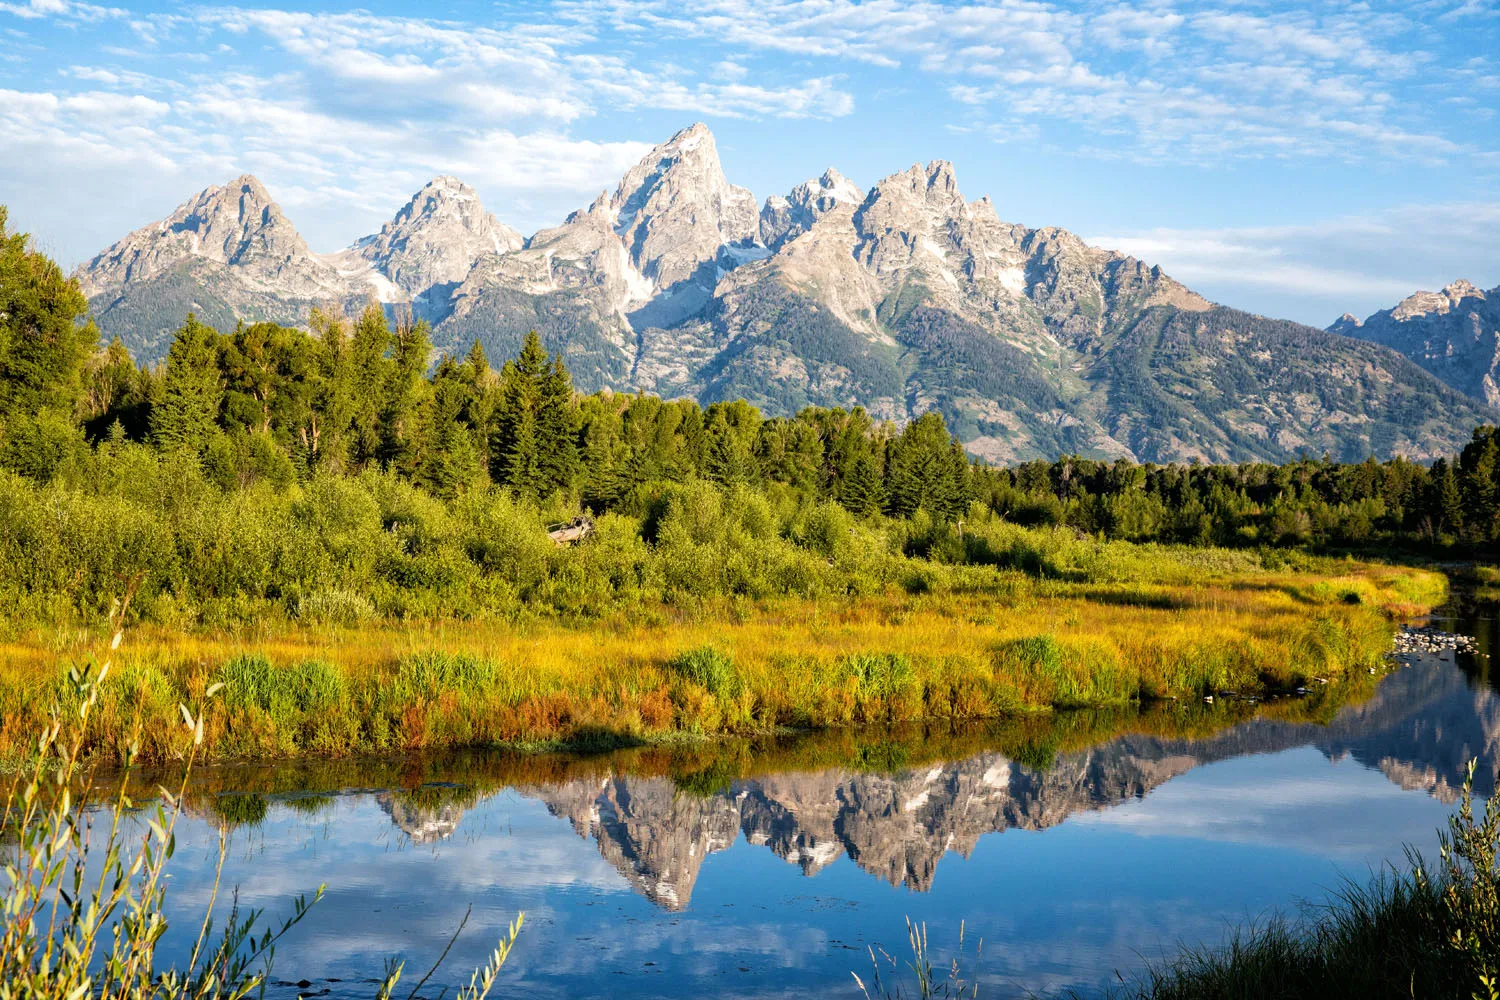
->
[1391,278,1486,320]
[332,175,523,303]
[760,167,864,249]
[606,122,758,288]
[76,174,339,299]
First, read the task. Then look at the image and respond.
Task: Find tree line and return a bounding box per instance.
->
[3,205,1499,553]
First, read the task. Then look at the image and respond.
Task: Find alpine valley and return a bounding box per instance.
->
[75,123,1497,465]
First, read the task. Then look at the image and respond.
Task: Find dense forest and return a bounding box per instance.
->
[3,204,1500,627]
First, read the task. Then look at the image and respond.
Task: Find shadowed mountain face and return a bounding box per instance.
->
[493,658,1494,910]
[77,125,1494,465]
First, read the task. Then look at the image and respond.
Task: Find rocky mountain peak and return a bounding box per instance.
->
[760,166,866,249]
[608,122,759,288]
[1328,312,1363,335]
[1391,279,1487,321]
[75,173,334,299]
[1335,277,1500,407]
[335,175,524,299]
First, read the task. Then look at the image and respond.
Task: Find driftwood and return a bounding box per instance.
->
[546,516,594,546]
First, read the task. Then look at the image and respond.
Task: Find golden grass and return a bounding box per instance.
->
[0,562,1446,767]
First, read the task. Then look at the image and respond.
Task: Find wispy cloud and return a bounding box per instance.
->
[1091,201,1500,323]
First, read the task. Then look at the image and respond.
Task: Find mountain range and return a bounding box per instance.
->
[75,123,1497,465]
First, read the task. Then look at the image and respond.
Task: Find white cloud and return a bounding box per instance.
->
[0,0,123,22]
[1090,201,1500,324]
[559,0,1495,168]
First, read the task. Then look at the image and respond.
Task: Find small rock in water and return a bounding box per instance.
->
[1393,624,1478,657]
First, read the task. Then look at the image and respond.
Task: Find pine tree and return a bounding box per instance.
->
[380,318,432,477]
[1432,458,1464,536]
[578,395,626,509]
[840,451,884,516]
[536,356,579,496]
[150,314,222,454]
[346,305,393,470]
[884,411,968,520]
[491,332,548,496]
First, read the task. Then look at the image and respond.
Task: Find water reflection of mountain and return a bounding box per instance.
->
[517,659,1499,910]
[376,790,464,844]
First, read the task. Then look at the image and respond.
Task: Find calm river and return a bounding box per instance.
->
[124,618,1497,999]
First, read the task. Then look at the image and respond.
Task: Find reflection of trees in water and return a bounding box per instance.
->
[210,793,267,828]
[107,655,1500,906]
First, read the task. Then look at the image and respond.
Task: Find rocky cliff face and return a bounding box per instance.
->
[77,175,343,299]
[759,167,863,249]
[79,125,1497,463]
[1330,280,1500,407]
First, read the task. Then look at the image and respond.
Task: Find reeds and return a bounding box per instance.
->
[854,917,981,999]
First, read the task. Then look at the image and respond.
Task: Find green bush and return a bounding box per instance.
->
[666,646,740,700]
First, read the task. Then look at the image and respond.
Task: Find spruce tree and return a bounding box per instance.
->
[491,333,547,496]
[840,451,884,516]
[1432,458,1465,536]
[346,305,393,470]
[885,411,969,520]
[380,318,432,477]
[537,356,579,496]
[150,314,223,454]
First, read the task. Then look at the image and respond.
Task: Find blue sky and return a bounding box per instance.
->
[1,0,1497,325]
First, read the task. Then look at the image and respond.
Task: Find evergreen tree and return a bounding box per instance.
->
[150,314,222,454]
[578,394,626,509]
[346,305,393,470]
[462,339,495,473]
[840,450,884,516]
[491,331,548,496]
[884,412,970,520]
[380,317,433,477]
[1431,458,1465,536]
[537,356,579,495]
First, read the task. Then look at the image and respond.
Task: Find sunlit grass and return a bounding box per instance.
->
[0,558,1441,767]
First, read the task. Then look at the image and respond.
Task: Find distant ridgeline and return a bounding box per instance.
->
[2,199,1499,553]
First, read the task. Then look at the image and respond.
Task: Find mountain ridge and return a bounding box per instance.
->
[74,123,1498,465]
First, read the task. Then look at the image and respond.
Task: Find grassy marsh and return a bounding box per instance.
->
[0,550,1443,767]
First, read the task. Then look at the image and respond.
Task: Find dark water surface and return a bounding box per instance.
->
[120,627,1500,999]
